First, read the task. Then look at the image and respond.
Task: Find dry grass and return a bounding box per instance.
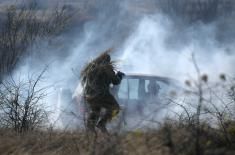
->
[0,122,234,155]
[0,129,170,155]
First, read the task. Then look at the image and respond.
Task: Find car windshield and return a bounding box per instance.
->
[116,77,169,100]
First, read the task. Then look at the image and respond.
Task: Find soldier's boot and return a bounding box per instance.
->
[96,121,109,134]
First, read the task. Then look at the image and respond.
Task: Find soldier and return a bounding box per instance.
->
[147,80,160,97]
[80,49,124,134]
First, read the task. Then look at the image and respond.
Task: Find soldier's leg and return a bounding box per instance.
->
[87,105,100,132]
[96,107,112,133]
[96,95,120,133]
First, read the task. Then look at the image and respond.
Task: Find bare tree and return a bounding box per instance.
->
[0,3,73,82]
[0,68,49,133]
[166,54,235,154]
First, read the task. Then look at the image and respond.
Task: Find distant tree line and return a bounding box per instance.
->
[155,0,234,22]
[0,3,73,82]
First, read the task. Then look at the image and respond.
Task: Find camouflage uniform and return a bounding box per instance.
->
[80,51,124,133]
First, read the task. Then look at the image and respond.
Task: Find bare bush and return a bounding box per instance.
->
[0,69,49,133]
[163,53,235,155]
[0,4,73,81]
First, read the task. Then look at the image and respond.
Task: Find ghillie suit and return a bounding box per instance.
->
[80,49,124,133]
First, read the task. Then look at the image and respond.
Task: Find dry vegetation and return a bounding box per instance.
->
[0,0,235,155]
[0,129,172,155]
[0,119,234,155]
[0,68,49,133]
[0,58,234,155]
[0,3,73,81]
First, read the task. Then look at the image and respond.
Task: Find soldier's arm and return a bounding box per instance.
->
[111,71,125,85]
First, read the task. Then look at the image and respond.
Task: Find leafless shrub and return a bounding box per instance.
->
[0,3,73,81]
[0,68,49,133]
[165,54,235,155]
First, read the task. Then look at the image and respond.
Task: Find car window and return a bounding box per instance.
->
[117,77,170,100]
[157,81,169,96]
[145,80,169,97]
[128,79,139,100]
[118,78,128,99]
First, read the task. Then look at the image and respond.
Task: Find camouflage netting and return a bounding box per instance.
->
[80,48,124,133]
[80,48,118,98]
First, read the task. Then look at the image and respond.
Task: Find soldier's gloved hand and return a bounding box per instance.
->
[117,71,125,79]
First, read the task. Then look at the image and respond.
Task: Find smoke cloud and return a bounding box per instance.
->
[7,0,235,128]
[119,14,235,82]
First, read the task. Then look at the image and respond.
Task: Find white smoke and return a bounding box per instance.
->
[8,1,235,129]
[119,14,235,83]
